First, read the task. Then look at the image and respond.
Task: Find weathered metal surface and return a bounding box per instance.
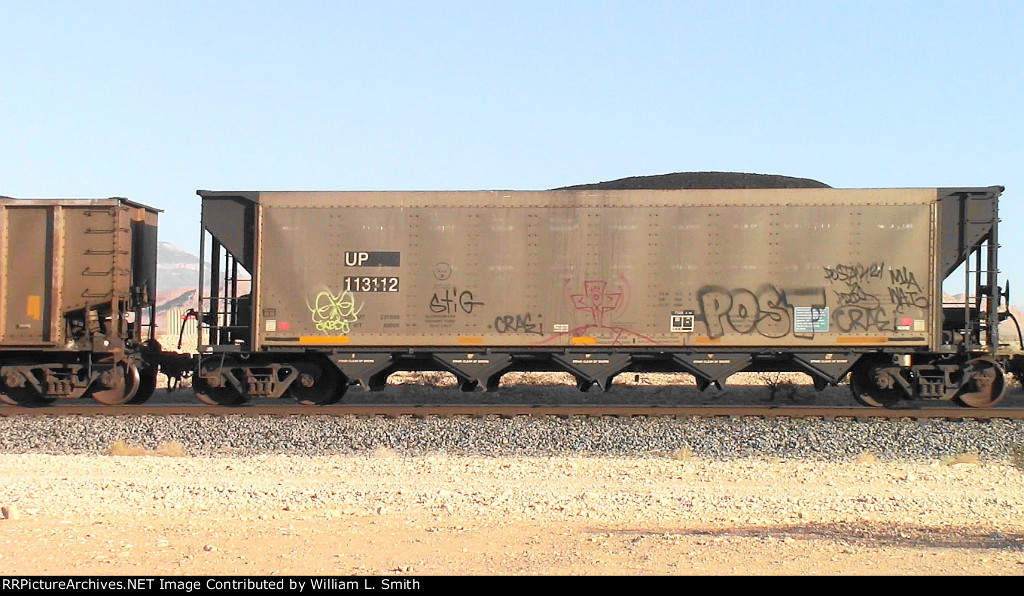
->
[207,188,963,351]
[0,198,160,348]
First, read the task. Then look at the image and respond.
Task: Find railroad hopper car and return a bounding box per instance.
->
[0,197,161,406]
[196,186,1015,408]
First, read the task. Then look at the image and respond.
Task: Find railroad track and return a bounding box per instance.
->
[3,403,1024,420]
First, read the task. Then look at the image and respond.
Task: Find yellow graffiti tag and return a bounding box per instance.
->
[308,289,363,334]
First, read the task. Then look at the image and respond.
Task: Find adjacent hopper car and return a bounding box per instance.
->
[0,197,161,406]
[0,183,1019,408]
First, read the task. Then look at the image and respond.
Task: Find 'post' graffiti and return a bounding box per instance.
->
[697,284,826,339]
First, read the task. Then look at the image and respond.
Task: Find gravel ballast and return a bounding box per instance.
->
[1,414,1021,462]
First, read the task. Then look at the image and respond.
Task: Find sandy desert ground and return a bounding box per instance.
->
[1,450,1023,576]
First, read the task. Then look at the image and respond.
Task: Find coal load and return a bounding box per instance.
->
[555,171,830,190]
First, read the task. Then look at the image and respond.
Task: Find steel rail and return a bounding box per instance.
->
[2,403,1024,420]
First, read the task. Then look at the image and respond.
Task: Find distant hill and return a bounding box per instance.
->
[155,287,195,311]
[154,242,200,341]
[157,241,200,292]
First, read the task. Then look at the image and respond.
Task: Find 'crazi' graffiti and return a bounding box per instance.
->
[833,304,890,332]
[493,312,544,336]
[308,288,363,333]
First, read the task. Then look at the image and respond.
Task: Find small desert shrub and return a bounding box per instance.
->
[1009,445,1024,471]
[370,446,398,459]
[107,440,186,457]
[758,372,799,402]
[672,447,693,461]
[940,453,982,466]
[856,452,878,464]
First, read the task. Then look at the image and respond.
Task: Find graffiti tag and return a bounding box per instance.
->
[308,289,362,334]
[823,261,930,330]
[833,305,890,333]
[698,284,823,339]
[888,266,928,311]
[823,262,885,283]
[493,313,544,336]
[569,279,626,327]
[430,289,484,315]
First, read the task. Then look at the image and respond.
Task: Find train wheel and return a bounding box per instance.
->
[953,358,1006,408]
[287,361,344,405]
[194,376,246,406]
[849,356,905,408]
[0,387,52,407]
[0,379,52,407]
[91,363,141,405]
[126,366,159,404]
[0,365,53,407]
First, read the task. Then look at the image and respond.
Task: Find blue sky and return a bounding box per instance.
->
[1,1,1022,298]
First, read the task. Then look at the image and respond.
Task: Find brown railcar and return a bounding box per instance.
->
[196,186,1012,408]
[0,197,161,405]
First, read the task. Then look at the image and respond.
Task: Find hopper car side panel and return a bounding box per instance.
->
[0,206,53,344]
[252,190,937,350]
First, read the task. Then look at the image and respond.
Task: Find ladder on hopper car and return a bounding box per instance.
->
[198,233,251,349]
[942,190,1005,352]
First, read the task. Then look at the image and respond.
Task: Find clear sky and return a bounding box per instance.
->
[2,1,1021,298]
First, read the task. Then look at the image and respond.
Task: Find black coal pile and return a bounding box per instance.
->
[554,171,830,190]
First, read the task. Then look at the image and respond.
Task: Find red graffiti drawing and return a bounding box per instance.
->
[570,280,623,327]
[536,276,658,346]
